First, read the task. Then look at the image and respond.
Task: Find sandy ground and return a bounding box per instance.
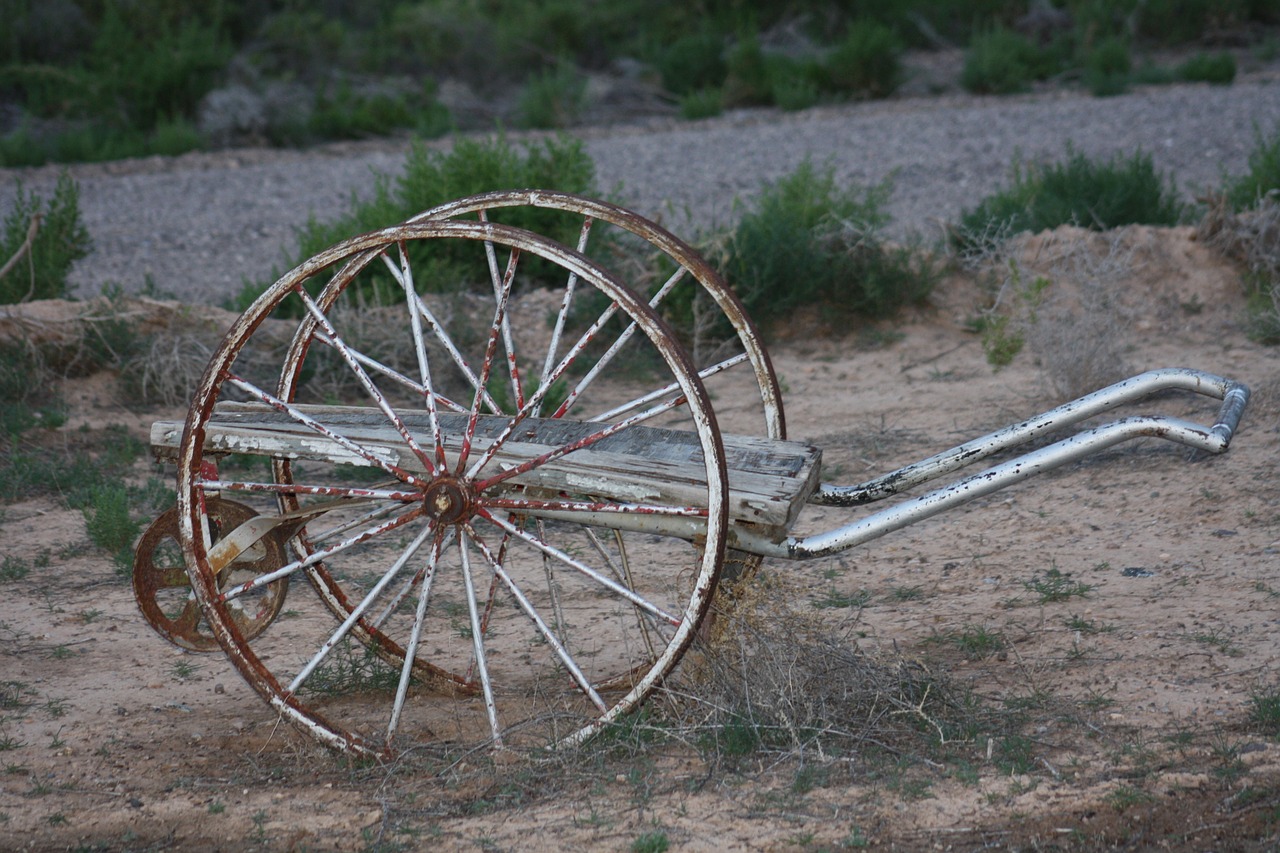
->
[1,222,1279,851]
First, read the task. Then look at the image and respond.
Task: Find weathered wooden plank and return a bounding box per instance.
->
[152,403,821,535]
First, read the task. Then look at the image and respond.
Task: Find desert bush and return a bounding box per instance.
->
[821,19,902,99]
[236,134,601,311]
[967,230,1137,398]
[713,161,937,330]
[679,88,724,120]
[517,64,588,129]
[1176,51,1237,85]
[1225,123,1280,210]
[954,147,1184,254]
[0,172,91,304]
[1084,36,1132,96]
[656,31,727,97]
[961,27,1048,95]
[674,572,1004,764]
[1199,195,1280,343]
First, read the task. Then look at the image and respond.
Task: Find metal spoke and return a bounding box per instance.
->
[458,528,502,745]
[287,519,435,695]
[550,265,689,420]
[311,331,468,415]
[386,528,447,742]
[589,352,748,424]
[457,245,520,473]
[381,244,449,469]
[475,392,688,493]
[202,479,420,502]
[536,215,593,414]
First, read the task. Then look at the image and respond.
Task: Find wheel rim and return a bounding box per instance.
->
[178,220,728,754]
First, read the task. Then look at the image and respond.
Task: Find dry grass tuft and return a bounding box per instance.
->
[1198,194,1280,342]
[671,570,992,762]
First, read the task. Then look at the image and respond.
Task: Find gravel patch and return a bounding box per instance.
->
[2,77,1279,305]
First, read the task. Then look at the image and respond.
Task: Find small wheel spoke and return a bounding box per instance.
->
[550,265,689,420]
[477,509,680,626]
[287,520,435,695]
[481,496,708,519]
[312,330,468,415]
[536,216,593,410]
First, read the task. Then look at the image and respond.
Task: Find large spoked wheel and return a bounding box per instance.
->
[178,220,729,755]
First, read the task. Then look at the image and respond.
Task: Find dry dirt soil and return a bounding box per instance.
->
[2,224,1280,851]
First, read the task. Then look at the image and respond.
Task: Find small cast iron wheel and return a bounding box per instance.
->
[178,220,729,755]
[133,498,289,652]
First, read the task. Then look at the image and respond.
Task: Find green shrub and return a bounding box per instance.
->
[955,147,1184,252]
[716,161,936,330]
[0,172,91,304]
[656,31,727,97]
[84,484,142,572]
[722,34,772,107]
[238,134,600,310]
[961,27,1044,95]
[680,88,724,120]
[1176,52,1237,85]
[822,19,902,99]
[517,64,587,129]
[1225,124,1280,210]
[1084,36,1131,96]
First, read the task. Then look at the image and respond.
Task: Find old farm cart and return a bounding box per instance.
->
[132,191,1251,757]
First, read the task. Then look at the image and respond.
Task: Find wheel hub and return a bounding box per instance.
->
[422,476,475,524]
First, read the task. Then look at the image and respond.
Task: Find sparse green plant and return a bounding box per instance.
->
[517,64,587,129]
[83,485,143,574]
[1107,784,1153,811]
[1191,626,1242,657]
[1024,566,1092,603]
[0,172,92,304]
[209,800,226,814]
[954,146,1184,253]
[1176,51,1236,85]
[930,625,1006,660]
[714,160,936,331]
[888,585,926,602]
[0,556,29,583]
[1225,123,1280,210]
[1084,36,1131,96]
[630,830,670,853]
[1248,686,1280,736]
[679,88,723,120]
[961,27,1047,95]
[172,659,200,680]
[812,586,871,610]
[822,20,901,99]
